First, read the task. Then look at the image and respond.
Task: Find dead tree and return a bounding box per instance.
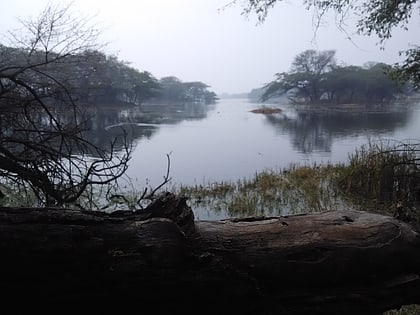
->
[1,192,419,314]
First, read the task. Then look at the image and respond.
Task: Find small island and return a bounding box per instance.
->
[250,106,283,114]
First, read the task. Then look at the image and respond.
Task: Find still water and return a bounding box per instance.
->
[120,97,420,192]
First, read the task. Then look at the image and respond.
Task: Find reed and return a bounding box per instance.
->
[173,164,350,218]
[174,139,420,221]
[335,139,420,218]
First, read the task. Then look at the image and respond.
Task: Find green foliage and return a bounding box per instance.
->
[238,0,420,89]
[61,50,162,105]
[391,47,420,90]
[262,49,337,103]
[0,44,218,107]
[0,45,162,106]
[357,0,417,41]
[240,0,418,41]
[291,49,336,74]
[262,50,402,104]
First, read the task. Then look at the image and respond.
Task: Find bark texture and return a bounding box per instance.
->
[0,192,419,314]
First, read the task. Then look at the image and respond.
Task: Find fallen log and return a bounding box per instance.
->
[0,192,419,314]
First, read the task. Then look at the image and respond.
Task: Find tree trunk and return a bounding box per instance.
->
[1,192,419,314]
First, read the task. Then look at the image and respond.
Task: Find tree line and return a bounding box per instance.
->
[0,45,218,107]
[259,49,411,105]
[71,50,218,105]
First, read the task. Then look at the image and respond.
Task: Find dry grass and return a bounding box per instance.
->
[384,305,420,315]
[335,139,420,218]
[174,139,420,224]
[173,164,350,218]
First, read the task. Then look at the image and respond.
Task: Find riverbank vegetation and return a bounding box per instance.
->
[172,139,420,227]
[259,49,412,106]
[0,45,218,107]
[2,137,420,228]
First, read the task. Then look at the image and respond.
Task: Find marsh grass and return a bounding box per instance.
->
[173,139,420,222]
[0,182,38,207]
[173,164,352,218]
[384,305,420,315]
[335,139,420,219]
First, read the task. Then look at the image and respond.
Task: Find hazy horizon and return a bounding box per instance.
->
[1,0,418,95]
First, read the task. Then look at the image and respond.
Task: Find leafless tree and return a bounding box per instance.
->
[0,3,132,206]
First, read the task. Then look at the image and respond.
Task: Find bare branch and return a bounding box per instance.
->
[0,3,131,207]
[136,152,173,208]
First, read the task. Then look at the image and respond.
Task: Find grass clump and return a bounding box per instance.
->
[174,164,350,219]
[174,138,420,223]
[335,139,420,219]
[384,305,420,315]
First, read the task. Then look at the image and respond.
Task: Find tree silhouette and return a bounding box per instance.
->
[0,3,131,206]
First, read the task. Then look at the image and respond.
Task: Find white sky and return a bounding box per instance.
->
[0,0,418,94]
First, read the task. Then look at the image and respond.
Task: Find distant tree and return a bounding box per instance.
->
[156,76,217,104]
[322,66,364,103]
[204,90,218,104]
[0,4,131,206]
[322,63,400,104]
[128,70,161,105]
[158,76,186,103]
[360,63,400,103]
[63,50,161,105]
[235,0,420,89]
[262,49,336,103]
[248,87,264,101]
[182,81,211,103]
[77,52,123,103]
[262,50,400,104]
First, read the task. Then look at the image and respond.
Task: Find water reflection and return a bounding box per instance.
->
[263,106,413,154]
[81,98,419,220]
[82,102,215,151]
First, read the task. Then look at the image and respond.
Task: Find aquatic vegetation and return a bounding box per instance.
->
[335,139,420,218]
[173,139,420,221]
[173,164,352,218]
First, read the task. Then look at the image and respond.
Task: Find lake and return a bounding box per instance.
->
[101,97,420,218]
[118,97,419,182]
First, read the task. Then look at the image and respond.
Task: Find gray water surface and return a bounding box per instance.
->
[123,98,420,190]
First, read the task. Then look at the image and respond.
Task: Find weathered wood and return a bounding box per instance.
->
[0,192,419,314]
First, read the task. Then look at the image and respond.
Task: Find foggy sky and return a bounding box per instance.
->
[1,0,418,95]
